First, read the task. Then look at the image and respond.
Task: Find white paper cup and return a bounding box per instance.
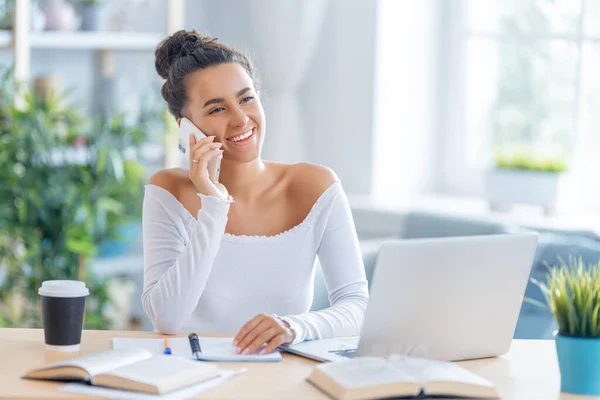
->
[39,280,89,352]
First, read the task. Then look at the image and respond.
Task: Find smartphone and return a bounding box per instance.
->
[178,117,221,184]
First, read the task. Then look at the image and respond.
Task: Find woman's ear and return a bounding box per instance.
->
[176,117,182,127]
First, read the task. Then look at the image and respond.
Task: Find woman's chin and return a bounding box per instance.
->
[223,134,262,162]
[222,149,261,163]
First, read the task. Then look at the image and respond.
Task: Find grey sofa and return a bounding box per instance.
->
[311,210,600,340]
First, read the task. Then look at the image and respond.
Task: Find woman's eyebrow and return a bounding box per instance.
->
[202,87,253,109]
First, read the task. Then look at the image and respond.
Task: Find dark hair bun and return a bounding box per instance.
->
[155,30,203,80]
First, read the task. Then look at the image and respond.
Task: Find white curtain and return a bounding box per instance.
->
[247,0,329,163]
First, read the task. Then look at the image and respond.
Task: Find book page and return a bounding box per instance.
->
[60,369,242,399]
[390,356,495,389]
[93,355,219,393]
[318,357,419,389]
[40,348,153,377]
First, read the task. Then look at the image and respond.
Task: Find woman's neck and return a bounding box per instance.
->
[217,157,271,202]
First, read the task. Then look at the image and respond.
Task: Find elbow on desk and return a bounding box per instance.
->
[141,292,183,335]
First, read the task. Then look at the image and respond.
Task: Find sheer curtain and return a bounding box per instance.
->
[247,0,329,163]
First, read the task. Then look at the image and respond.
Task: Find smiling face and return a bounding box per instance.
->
[182,63,265,163]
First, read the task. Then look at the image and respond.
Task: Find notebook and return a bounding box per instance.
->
[22,348,220,395]
[113,336,282,362]
[307,355,499,400]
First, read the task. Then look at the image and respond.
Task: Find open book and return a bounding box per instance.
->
[22,348,220,395]
[307,356,499,400]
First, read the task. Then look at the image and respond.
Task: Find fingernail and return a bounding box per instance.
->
[242,348,250,355]
[232,340,238,347]
[234,347,241,354]
[217,149,224,154]
[259,349,267,355]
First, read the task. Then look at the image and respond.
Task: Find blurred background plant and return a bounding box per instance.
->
[0,66,166,329]
[495,149,568,173]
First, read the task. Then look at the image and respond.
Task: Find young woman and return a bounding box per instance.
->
[142,30,368,355]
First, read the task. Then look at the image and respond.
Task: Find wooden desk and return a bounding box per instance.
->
[0,328,597,399]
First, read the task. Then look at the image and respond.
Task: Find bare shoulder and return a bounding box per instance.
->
[148,168,192,199]
[285,162,339,200]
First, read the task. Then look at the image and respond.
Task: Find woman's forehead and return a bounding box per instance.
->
[186,63,254,100]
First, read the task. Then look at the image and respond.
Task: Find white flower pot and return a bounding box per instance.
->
[484,168,566,215]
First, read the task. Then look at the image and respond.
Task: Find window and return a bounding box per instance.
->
[440,0,600,205]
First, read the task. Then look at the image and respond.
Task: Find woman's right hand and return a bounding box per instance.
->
[188,134,228,200]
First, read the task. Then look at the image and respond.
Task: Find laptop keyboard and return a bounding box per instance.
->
[328,348,357,359]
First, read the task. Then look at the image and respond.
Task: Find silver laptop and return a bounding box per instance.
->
[280,233,538,362]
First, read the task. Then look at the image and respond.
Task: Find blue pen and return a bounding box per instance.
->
[164,338,172,355]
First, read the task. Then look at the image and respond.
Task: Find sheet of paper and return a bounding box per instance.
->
[112,337,282,362]
[58,369,243,399]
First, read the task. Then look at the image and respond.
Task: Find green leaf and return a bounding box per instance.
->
[97,197,124,214]
[16,198,26,223]
[592,304,600,336]
[65,237,95,257]
[523,297,548,309]
[97,148,108,174]
[109,150,124,182]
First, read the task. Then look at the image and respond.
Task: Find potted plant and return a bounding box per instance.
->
[484,149,568,215]
[0,66,163,329]
[530,257,600,395]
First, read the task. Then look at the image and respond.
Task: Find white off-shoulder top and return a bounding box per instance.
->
[141,178,369,344]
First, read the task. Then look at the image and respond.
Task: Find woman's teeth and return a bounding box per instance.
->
[228,129,253,142]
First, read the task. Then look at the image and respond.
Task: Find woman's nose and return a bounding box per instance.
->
[230,105,249,127]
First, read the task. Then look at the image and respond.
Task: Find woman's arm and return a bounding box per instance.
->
[279,182,369,344]
[141,179,231,334]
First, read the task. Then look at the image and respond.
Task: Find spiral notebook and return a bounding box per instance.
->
[112,336,282,362]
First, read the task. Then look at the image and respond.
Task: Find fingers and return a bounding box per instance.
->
[234,314,265,346]
[234,314,295,355]
[260,333,287,355]
[188,134,218,164]
[243,327,279,355]
[235,316,270,353]
[192,146,223,165]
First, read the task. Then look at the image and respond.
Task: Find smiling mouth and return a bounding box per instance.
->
[226,128,254,143]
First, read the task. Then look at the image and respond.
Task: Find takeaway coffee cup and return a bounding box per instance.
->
[39,280,89,352]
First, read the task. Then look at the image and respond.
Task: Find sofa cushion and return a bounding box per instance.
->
[400,210,515,239]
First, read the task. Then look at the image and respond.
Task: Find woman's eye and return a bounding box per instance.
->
[209,97,253,114]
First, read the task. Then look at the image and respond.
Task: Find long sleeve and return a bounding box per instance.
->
[279,183,369,344]
[141,185,231,334]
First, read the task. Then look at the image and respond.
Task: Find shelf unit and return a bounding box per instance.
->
[0,30,163,50]
[8,0,184,169]
[3,0,186,280]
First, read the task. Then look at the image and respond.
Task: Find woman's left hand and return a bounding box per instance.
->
[233,313,296,355]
